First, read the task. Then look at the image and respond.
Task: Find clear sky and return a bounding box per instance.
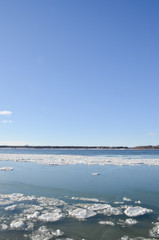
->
[0,0,159,146]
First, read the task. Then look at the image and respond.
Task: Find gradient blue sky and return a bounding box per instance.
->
[0,0,159,146]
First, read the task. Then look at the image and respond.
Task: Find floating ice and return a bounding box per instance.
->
[38,209,63,222]
[92,172,100,175]
[125,218,138,225]
[5,204,17,211]
[68,208,96,220]
[123,197,132,202]
[27,211,39,220]
[10,220,25,229]
[99,206,122,216]
[0,192,155,239]
[120,236,156,240]
[117,219,125,226]
[149,222,159,238]
[114,201,124,205]
[71,197,103,203]
[0,223,8,230]
[29,226,64,240]
[124,206,153,217]
[87,203,111,211]
[121,236,129,240]
[26,222,34,230]
[1,153,159,166]
[0,167,14,171]
[99,220,115,226]
[37,196,66,207]
[56,239,74,240]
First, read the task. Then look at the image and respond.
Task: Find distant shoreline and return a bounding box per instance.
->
[0,145,159,150]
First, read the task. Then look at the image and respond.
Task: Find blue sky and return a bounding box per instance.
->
[0,0,159,146]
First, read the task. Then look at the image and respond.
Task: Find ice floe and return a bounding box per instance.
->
[99,220,115,226]
[29,226,64,240]
[120,237,157,240]
[68,208,96,220]
[124,206,153,217]
[99,206,123,216]
[0,192,156,240]
[5,204,17,211]
[10,220,25,229]
[38,209,63,222]
[0,167,14,171]
[0,223,8,230]
[135,200,141,204]
[125,218,138,225]
[114,201,124,205]
[149,222,159,238]
[71,197,103,202]
[123,197,132,202]
[27,211,39,220]
[1,153,159,166]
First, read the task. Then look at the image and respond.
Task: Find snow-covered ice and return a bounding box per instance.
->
[38,209,63,222]
[10,220,25,229]
[68,208,96,219]
[124,206,153,217]
[0,153,159,166]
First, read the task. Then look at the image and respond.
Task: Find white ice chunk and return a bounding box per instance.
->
[52,229,64,237]
[99,220,115,226]
[114,202,124,205]
[99,206,122,216]
[26,222,34,230]
[5,204,17,211]
[27,211,39,220]
[68,208,96,219]
[30,226,63,240]
[87,203,111,211]
[149,222,159,238]
[10,220,25,229]
[38,209,63,222]
[0,224,8,230]
[120,236,156,240]
[1,153,159,166]
[123,197,132,202]
[121,236,129,240]
[124,206,153,217]
[71,197,102,202]
[0,167,14,171]
[125,218,138,225]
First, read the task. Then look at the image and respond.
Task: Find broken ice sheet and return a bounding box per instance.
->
[28,226,64,240]
[68,208,96,220]
[0,192,156,240]
[1,153,159,166]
